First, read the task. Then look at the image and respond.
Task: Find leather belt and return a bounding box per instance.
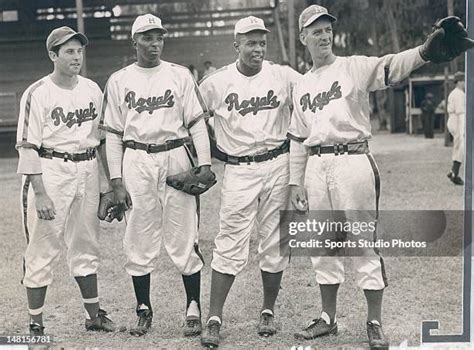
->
[223,140,290,165]
[308,141,369,156]
[124,138,186,154]
[38,147,97,162]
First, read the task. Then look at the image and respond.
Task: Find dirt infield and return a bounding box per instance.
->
[0,132,465,349]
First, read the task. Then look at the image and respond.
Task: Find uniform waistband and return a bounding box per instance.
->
[221,140,290,165]
[308,141,369,156]
[38,147,97,162]
[124,138,187,154]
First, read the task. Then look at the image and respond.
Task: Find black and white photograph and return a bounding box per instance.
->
[0,0,473,349]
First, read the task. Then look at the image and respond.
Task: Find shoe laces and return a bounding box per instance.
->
[97,309,112,324]
[261,313,272,326]
[368,322,383,340]
[137,310,150,327]
[305,318,322,330]
[207,321,220,336]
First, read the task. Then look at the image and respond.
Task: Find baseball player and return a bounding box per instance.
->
[288,5,473,349]
[100,14,213,337]
[447,71,466,185]
[199,16,301,348]
[16,27,116,336]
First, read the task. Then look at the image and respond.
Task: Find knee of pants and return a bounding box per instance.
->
[124,242,161,276]
[354,256,388,290]
[259,254,289,274]
[23,254,59,288]
[68,254,100,278]
[170,248,204,276]
[311,256,345,285]
[211,250,248,276]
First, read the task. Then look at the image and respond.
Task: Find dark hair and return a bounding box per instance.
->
[50,45,61,55]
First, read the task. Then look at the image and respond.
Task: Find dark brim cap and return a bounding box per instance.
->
[299,5,337,31]
[46,26,88,52]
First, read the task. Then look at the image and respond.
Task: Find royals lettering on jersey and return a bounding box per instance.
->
[101,61,207,144]
[51,102,98,128]
[16,75,103,153]
[289,49,426,146]
[300,81,342,113]
[199,61,301,156]
[225,90,280,116]
[125,89,175,114]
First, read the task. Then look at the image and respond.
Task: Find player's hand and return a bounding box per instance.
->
[34,192,56,220]
[197,165,216,182]
[290,184,308,213]
[111,178,132,211]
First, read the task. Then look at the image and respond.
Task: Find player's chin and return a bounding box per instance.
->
[250,57,263,68]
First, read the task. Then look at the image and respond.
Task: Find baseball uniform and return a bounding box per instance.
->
[17,74,103,288]
[447,86,465,163]
[200,60,300,275]
[289,48,426,289]
[101,61,208,276]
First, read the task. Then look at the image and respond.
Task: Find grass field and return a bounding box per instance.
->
[0,132,466,349]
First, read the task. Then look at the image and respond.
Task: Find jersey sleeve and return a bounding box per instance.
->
[183,71,209,129]
[288,82,310,142]
[350,47,426,92]
[448,90,466,116]
[16,85,44,151]
[100,77,125,137]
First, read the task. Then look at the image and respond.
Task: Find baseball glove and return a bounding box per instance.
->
[420,16,474,64]
[97,191,124,222]
[166,166,217,195]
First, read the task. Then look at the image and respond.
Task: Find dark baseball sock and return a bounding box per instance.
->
[261,270,283,313]
[364,289,383,323]
[452,161,461,177]
[26,286,47,326]
[320,284,339,323]
[207,269,235,322]
[182,271,201,311]
[75,274,100,319]
[132,274,152,312]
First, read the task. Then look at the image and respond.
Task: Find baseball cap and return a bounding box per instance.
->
[454,71,465,82]
[234,16,270,37]
[298,5,337,31]
[46,26,88,52]
[131,14,167,37]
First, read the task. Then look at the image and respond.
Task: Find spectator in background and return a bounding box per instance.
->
[447,71,466,185]
[420,92,436,138]
[202,60,216,78]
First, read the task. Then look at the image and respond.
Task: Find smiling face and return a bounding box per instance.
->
[234,31,267,73]
[49,38,84,77]
[133,29,165,68]
[300,17,334,61]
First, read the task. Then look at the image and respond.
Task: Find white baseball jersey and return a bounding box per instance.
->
[100,61,207,144]
[17,74,103,288]
[200,60,300,156]
[447,87,466,162]
[17,75,102,154]
[289,47,426,146]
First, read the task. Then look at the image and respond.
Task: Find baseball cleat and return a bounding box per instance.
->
[85,309,116,332]
[294,317,338,340]
[367,320,389,350]
[130,309,153,336]
[29,322,45,336]
[447,172,464,185]
[183,315,202,337]
[257,311,276,337]
[201,320,221,348]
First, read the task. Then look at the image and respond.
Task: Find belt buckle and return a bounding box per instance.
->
[40,148,53,159]
[63,152,71,162]
[146,143,156,153]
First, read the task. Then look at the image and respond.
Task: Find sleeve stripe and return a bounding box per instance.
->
[99,83,109,127]
[287,132,307,143]
[15,141,39,151]
[193,81,208,113]
[22,80,44,141]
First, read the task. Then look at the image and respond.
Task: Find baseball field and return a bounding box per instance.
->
[0,131,465,349]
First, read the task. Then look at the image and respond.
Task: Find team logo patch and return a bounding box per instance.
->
[51,102,98,128]
[225,90,280,116]
[300,81,342,112]
[125,89,175,114]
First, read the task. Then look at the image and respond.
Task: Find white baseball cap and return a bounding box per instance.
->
[131,14,167,37]
[234,16,270,37]
[298,5,337,31]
